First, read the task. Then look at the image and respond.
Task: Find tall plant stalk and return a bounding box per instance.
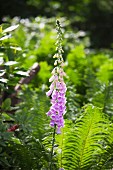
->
[50,125,56,170]
[46,19,66,170]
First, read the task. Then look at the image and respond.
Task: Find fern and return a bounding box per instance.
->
[85,62,113,120]
[86,79,113,120]
[103,82,113,119]
[93,120,113,170]
[1,88,52,170]
[57,104,112,170]
[6,136,51,170]
[14,88,50,139]
[66,82,81,120]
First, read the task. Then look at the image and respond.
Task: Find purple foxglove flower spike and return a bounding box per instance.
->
[46,20,66,134]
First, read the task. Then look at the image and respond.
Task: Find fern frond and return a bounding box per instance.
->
[7,88,52,169]
[58,104,110,170]
[93,121,113,170]
[103,82,113,118]
[15,88,50,139]
[66,82,81,120]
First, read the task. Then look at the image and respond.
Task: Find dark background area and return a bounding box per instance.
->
[0,0,113,48]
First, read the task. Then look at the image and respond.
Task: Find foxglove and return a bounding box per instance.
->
[46,20,66,134]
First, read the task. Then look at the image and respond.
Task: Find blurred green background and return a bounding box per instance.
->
[1,0,113,48]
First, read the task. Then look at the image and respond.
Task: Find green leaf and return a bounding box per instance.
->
[96,60,113,84]
[5,61,18,66]
[0,57,4,65]
[16,71,29,76]
[10,46,22,51]
[0,78,8,83]
[3,24,19,33]
[1,98,11,111]
[0,34,11,41]
[2,113,14,121]
[11,137,21,144]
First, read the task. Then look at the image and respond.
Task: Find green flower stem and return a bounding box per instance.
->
[50,124,56,170]
[60,129,64,168]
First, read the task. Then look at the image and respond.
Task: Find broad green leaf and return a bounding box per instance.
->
[1,98,11,111]
[16,71,29,76]
[2,113,13,121]
[11,137,21,144]
[3,24,19,33]
[0,78,8,83]
[0,71,5,77]
[5,61,18,66]
[0,34,11,41]
[10,46,22,51]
